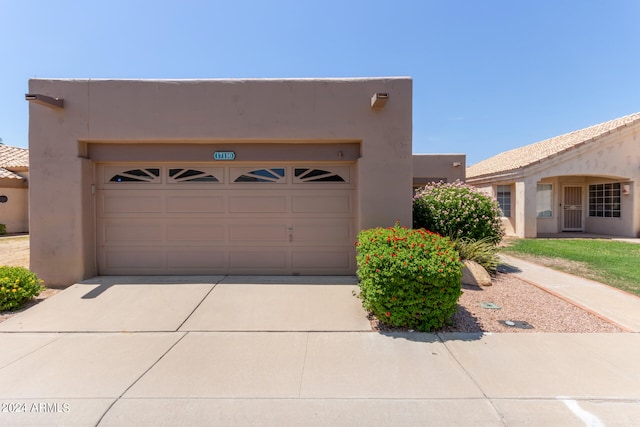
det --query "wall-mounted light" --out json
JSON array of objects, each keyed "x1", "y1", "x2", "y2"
[
  {"x1": 370, "y1": 92, "x2": 389, "y2": 109},
  {"x1": 25, "y1": 94, "x2": 64, "y2": 109},
  {"x1": 452, "y1": 162, "x2": 462, "y2": 167}
]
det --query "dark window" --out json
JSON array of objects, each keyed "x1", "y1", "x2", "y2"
[
  {"x1": 110, "y1": 175, "x2": 143, "y2": 182},
  {"x1": 589, "y1": 183, "x2": 621, "y2": 218},
  {"x1": 170, "y1": 169, "x2": 219, "y2": 182},
  {"x1": 109, "y1": 169, "x2": 159, "y2": 183},
  {"x1": 235, "y1": 168, "x2": 285, "y2": 183},
  {"x1": 294, "y1": 168, "x2": 345, "y2": 182},
  {"x1": 0, "y1": 195, "x2": 7, "y2": 203},
  {"x1": 497, "y1": 185, "x2": 511, "y2": 217}
]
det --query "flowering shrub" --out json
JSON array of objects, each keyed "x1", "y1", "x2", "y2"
[
  {"x1": 0, "y1": 266, "x2": 44, "y2": 311},
  {"x1": 356, "y1": 224, "x2": 463, "y2": 332},
  {"x1": 413, "y1": 180, "x2": 505, "y2": 244}
]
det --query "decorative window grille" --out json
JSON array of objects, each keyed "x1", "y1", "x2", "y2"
[
  {"x1": 109, "y1": 168, "x2": 160, "y2": 183},
  {"x1": 234, "y1": 168, "x2": 285, "y2": 183},
  {"x1": 589, "y1": 183, "x2": 621, "y2": 218},
  {"x1": 169, "y1": 169, "x2": 219, "y2": 182},
  {"x1": 294, "y1": 168, "x2": 345, "y2": 182}
]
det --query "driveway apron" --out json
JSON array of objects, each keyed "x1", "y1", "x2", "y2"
[{"x1": 1, "y1": 275, "x2": 639, "y2": 426}]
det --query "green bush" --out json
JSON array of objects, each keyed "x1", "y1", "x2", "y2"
[
  {"x1": 413, "y1": 180, "x2": 505, "y2": 244},
  {"x1": 453, "y1": 237, "x2": 500, "y2": 273},
  {"x1": 0, "y1": 224, "x2": 6, "y2": 235},
  {"x1": 0, "y1": 266, "x2": 44, "y2": 311},
  {"x1": 356, "y1": 224, "x2": 463, "y2": 332}
]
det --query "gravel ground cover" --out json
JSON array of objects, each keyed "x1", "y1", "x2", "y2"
[
  {"x1": 0, "y1": 235, "x2": 29, "y2": 268},
  {"x1": 370, "y1": 269, "x2": 623, "y2": 333}
]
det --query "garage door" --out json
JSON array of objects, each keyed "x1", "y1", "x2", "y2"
[{"x1": 96, "y1": 163, "x2": 356, "y2": 275}]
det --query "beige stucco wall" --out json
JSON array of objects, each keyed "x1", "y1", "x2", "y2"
[
  {"x1": 412, "y1": 154, "x2": 465, "y2": 188},
  {"x1": 28, "y1": 77, "x2": 413, "y2": 285},
  {"x1": 0, "y1": 184, "x2": 28, "y2": 233},
  {"x1": 475, "y1": 184, "x2": 515, "y2": 236}
]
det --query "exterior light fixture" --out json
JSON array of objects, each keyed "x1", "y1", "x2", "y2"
[
  {"x1": 25, "y1": 94, "x2": 64, "y2": 109},
  {"x1": 452, "y1": 162, "x2": 462, "y2": 167},
  {"x1": 370, "y1": 92, "x2": 389, "y2": 109}
]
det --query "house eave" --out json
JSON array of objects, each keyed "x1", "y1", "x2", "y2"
[{"x1": 466, "y1": 168, "x2": 526, "y2": 185}]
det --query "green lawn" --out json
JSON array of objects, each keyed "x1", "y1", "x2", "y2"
[{"x1": 501, "y1": 238, "x2": 640, "y2": 296}]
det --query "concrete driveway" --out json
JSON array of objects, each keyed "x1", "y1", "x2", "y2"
[
  {"x1": 1, "y1": 276, "x2": 640, "y2": 426},
  {"x1": 0, "y1": 276, "x2": 369, "y2": 332}
]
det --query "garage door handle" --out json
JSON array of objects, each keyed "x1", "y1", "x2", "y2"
[{"x1": 288, "y1": 226, "x2": 293, "y2": 242}]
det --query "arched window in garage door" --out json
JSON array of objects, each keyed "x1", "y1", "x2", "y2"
[
  {"x1": 109, "y1": 168, "x2": 160, "y2": 183},
  {"x1": 294, "y1": 168, "x2": 345, "y2": 182},
  {"x1": 169, "y1": 168, "x2": 220, "y2": 182},
  {"x1": 234, "y1": 168, "x2": 286, "y2": 183}
]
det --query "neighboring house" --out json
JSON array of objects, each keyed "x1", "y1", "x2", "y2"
[
  {"x1": 28, "y1": 77, "x2": 434, "y2": 285},
  {"x1": 0, "y1": 145, "x2": 29, "y2": 233},
  {"x1": 467, "y1": 112, "x2": 640, "y2": 238}
]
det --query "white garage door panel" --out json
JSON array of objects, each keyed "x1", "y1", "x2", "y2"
[
  {"x1": 167, "y1": 250, "x2": 226, "y2": 270},
  {"x1": 293, "y1": 221, "x2": 352, "y2": 243},
  {"x1": 103, "y1": 194, "x2": 163, "y2": 214},
  {"x1": 105, "y1": 250, "x2": 164, "y2": 270},
  {"x1": 97, "y1": 164, "x2": 356, "y2": 275},
  {"x1": 293, "y1": 194, "x2": 352, "y2": 213},
  {"x1": 292, "y1": 250, "x2": 353, "y2": 270},
  {"x1": 103, "y1": 223, "x2": 163, "y2": 243},
  {"x1": 229, "y1": 224, "x2": 288, "y2": 242},
  {"x1": 166, "y1": 194, "x2": 225, "y2": 213},
  {"x1": 166, "y1": 224, "x2": 225, "y2": 242},
  {"x1": 229, "y1": 251, "x2": 289, "y2": 270},
  {"x1": 229, "y1": 196, "x2": 288, "y2": 213}
]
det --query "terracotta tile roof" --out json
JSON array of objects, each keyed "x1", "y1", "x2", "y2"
[
  {"x1": 0, "y1": 145, "x2": 29, "y2": 169},
  {"x1": 0, "y1": 167, "x2": 24, "y2": 180},
  {"x1": 0, "y1": 145, "x2": 28, "y2": 181},
  {"x1": 467, "y1": 112, "x2": 640, "y2": 179}
]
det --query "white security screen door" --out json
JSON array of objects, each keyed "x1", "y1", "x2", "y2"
[{"x1": 562, "y1": 186, "x2": 583, "y2": 231}]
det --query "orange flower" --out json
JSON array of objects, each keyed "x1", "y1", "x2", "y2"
[{"x1": 385, "y1": 311, "x2": 391, "y2": 317}]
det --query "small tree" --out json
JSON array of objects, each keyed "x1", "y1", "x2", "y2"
[{"x1": 413, "y1": 180, "x2": 504, "y2": 244}]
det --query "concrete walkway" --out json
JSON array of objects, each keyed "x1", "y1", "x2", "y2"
[
  {"x1": 500, "y1": 254, "x2": 640, "y2": 332},
  {"x1": 1, "y1": 274, "x2": 639, "y2": 426}
]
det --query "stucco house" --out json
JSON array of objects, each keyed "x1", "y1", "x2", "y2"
[
  {"x1": 27, "y1": 77, "x2": 465, "y2": 285},
  {"x1": 412, "y1": 153, "x2": 466, "y2": 189},
  {"x1": 0, "y1": 145, "x2": 29, "y2": 234},
  {"x1": 467, "y1": 112, "x2": 640, "y2": 238}
]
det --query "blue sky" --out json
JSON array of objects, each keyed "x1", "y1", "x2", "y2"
[{"x1": 1, "y1": 0, "x2": 639, "y2": 165}]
